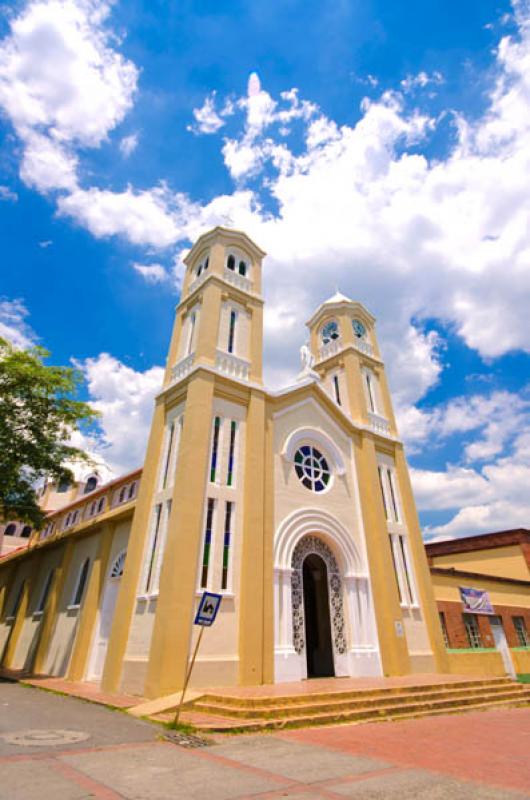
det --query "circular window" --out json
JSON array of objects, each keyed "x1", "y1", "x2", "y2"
[
  {"x1": 321, "y1": 321, "x2": 339, "y2": 345},
  {"x1": 294, "y1": 446, "x2": 331, "y2": 492}
]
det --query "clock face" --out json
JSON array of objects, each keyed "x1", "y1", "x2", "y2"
[
  {"x1": 321, "y1": 320, "x2": 339, "y2": 344},
  {"x1": 352, "y1": 319, "x2": 366, "y2": 339}
]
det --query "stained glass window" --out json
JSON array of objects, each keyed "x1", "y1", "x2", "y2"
[
  {"x1": 227, "y1": 420, "x2": 237, "y2": 486},
  {"x1": 221, "y1": 501, "x2": 233, "y2": 590},
  {"x1": 210, "y1": 416, "x2": 221, "y2": 482},
  {"x1": 201, "y1": 499, "x2": 215, "y2": 588},
  {"x1": 294, "y1": 445, "x2": 331, "y2": 492}
]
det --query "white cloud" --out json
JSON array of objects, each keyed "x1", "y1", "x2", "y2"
[
  {"x1": 411, "y1": 388, "x2": 530, "y2": 539},
  {"x1": 119, "y1": 132, "x2": 138, "y2": 157},
  {"x1": 189, "y1": 93, "x2": 226, "y2": 135},
  {"x1": 0, "y1": 185, "x2": 18, "y2": 201},
  {"x1": 132, "y1": 262, "x2": 169, "y2": 284},
  {"x1": 400, "y1": 71, "x2": 444, "y2": 92},
  {"x1": 57, "y1": 184, "x2": 194, "y2": 246},
  {"x1": 0, "y1": 0, "x2": 138, "y2": 191},
  {"x1": 0, "y1": 298, "x2": 36, "y2": 349},
  {"x1": 78, "y1": 353, "x2": 163, "y2": 474}
]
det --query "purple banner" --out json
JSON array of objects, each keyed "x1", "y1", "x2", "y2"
[{"x1": 459, "y1": 586, "x2": 494, "y2": 615}]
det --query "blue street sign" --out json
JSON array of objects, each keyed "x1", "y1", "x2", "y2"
[{"x1": 194, "y1": 591, "x2": 222, "y2": 627}]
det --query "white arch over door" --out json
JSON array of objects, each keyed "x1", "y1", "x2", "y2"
[
  {"x1": 86, "y1": 549, "x2": 127, "y2": 682},
  {"x1": 273, "y1": 509, "x2": 382, "y2": 682}
]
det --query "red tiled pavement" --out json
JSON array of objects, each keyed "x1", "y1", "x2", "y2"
[
  {"x1": 22, "y1": 676, "x2": 142, "y2": 708},
  {"x1": 280, "y1": 707, "x2": 530, "y2": 794}
]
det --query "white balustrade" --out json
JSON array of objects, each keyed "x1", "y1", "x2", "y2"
[
  {"x1": 368, "y1": 411, "x2": 391, "y2": 435},
  {"x1": 223, "y1": 267, "x2": 252, "y2": 294},
  {"x1": 171, "y1": 353, "x2": 195, "y2": 382},
  {"x1": 318, "y1": 338, "x2": 342, "y2": 361},
  {"x1": 215, "y1": 350, "x2": 251, "y2": 381},
  {"x1": 188, "y1": 270, "x2": 208, "y2": 296},
  {"x1": 354, "y1": 338, "x2": 373, "y2": 356}
]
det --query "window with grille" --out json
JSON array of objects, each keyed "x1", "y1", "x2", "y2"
[
  {"x1": 513, "y1": 616, "x2": 530, "y2": 647},
  {"x1": 463, "y1": 613, "x2": 482, "y2": 648},
  {"x1": 439, "y1": 611, "x2": 450, "y2": 647}
]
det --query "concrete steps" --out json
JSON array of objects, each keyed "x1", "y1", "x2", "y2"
[{"x1": 180, "y1": 677, "x2": 530, "y2": 732}]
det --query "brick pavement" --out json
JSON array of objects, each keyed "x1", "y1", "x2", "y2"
[{"x1": 1, "y1": 680, "x2": 529, "y2": 799}]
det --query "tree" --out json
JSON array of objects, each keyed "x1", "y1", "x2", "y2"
[{"x1": 0, "y1": 337, "x2": 98, "y2": 529}]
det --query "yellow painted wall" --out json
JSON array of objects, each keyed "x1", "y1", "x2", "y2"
[
  {"x1": 511, "y1": 649, "x2": 530, "y2": 674},
  {"x1": 446, "y1": 649, "x2": 505, "y2": 676},
  {"x1": 431, "y1": 545, "x2": 529, "y2": 581},
  {"x1": 432, "y1": 572, "x2": 530, "y2": 609}
]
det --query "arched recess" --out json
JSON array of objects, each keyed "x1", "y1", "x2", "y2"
[
  {"x1": 274, "y1": 507, "x2": 364, "y2": 577},
  {"x1": 281, "y1": 428, "x2": 346, "y2": 477},
  {"x1": 86, "y1": 549, "x2": 127, "y2": 682},
  {"x1": 273, "y1": 508, "x2": 382, "y2": 682}
]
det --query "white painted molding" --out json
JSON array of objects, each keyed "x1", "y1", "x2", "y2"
[
  {"x1": 274, "y1": 507, "x2": 364, "y2": 574},
  {"x1": 281, "y1": 426, "x2": 347, "y2": 476}
]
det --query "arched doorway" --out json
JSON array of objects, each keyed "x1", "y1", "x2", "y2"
[
  {"x1": 291, "y1": 535, "x2": 347, "y2": 680},
  {"x1": 86, "y1": 550, "x2": 126, "y2": 681},
  {"x1": 303, "y1": 553, "x2": 334, "y2": 677}
]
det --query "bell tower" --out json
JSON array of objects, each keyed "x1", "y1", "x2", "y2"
[
  {"x1": 164, "y1": 227, "x2": 266, "y2": 386},
  {"x1": 306, "y1": 292, "x2": 397, "y2": 437},
  {"x1": 101, "y1": 226, "x2": 269, "y2": 698}
]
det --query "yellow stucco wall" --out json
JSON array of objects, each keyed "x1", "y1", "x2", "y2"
[
  {"x1": 431, "y1": 546, "x2": 529, "y2": 581},
  {"x1": 446, "y1": 649, "x2": 505, "y2": 676},
  {"x1": 432, "y1": 572, "x2": 530, "y2": 609}
]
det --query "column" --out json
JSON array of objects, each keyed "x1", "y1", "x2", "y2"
[
  {"x1": 101, "y1": 398, "x2": 167, "y2": 693},
  {"x1": 355, "y1": 434, "x2": 410, "y2": 675},
  {"x1": 145, "y1": 370, "x2": 216, "y2": 698},
  {"x1": 238, "y1": 388, "x2": 267, "y2": 685},
  {"x1": 394, "y1": 446, "x2": 449, "y2": 672}
]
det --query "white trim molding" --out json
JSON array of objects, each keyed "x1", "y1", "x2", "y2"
[{"x1": 280, "y1": 428, "x2": 347, "y2": 478}]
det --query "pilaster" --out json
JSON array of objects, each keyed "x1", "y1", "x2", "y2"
[
  {"x1": 101, "y1": 399, "x2": 167, "y2": 693},
  {"x1": 32, "y1": 541, "x2": 75, "y2": 675},
  {"x1": 394, "y1": 446, "x2": 449, "y2": 672},
  {"x1": 145, "y1": 370, "x2": 216, "y2": 698},
  {"x1": 355, "y1": 434, "x2": 410, "y2": 675},
  {"x1": 3, "y1": 578, "x2": 30, "y2": 669},
  {"x1": 238, "y1": 389, "x2": 267, "y2": 684}
]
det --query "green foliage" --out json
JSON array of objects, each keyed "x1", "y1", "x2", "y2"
[{"x1": 0, "y1": 337, "x2": 98, "y2": 529}]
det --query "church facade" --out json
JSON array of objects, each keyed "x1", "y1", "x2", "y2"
[{"x1": 0, "y1": 227, "x2": 448, "y2": 699}]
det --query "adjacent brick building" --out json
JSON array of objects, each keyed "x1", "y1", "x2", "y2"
[{"x1": 427, "y1": 529, "x2": 530, "y2": 677}]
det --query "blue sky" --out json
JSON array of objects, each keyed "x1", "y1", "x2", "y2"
[{"x1": 1, "y1": 0, "x2": 529, "y2": 540}]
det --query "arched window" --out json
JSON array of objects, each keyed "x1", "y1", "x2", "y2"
[
  {"x1": 84, "y1": 476, "x2": 98, "y2": 494},
  {"x1": 72, "y1": 559, "x2": 90, "y2": 606},
  {"x1": 4, "y1": 524, "x2": 16, "y2": 536},
  {"x1": 238, "y1": 260, "x2": 247, "y2": 276},
  {"x1": 57, "y1": 478, "x2": 70, "y2": 493},
  {"x1": 321, "y1": 320, "x2": 339, "y2": 345},
  {"x1": 119, "y1": 486, "x2": 127, "y2": 503},
  {"x1": 36, "y1": 569, "x2": 54, "y2": 613},
  {"x1": 21, "y1": 526, "x2": 32, "y2": 538},
  {"x1": 227, "y1": 254, "x2": 236, "y2": 271},
  {"x1": 97, "y1": 497, "x2": 105, "y2": 513},
  {"x1": 110, "y1": 550, "x2": 127, "y2": 579}
]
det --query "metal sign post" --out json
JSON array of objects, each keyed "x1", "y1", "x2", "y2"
[{"x1": 173, "y1": 592, "x2": 222, "y2": 727}]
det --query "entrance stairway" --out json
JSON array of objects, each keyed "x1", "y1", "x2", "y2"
[{"x1": 179, "y1": 677, "x2": 530, "y2": 732}]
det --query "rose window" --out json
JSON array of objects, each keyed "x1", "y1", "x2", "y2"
[{"x1": 294, "y1": 446, "x2": 331, "y2": 492}]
